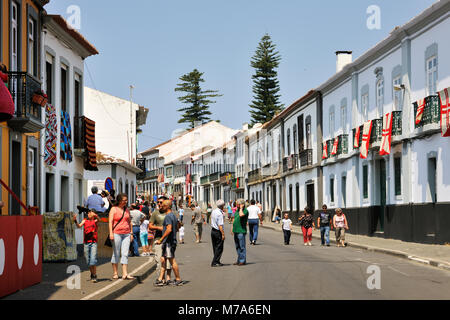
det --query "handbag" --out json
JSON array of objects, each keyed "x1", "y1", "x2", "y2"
[{"x1": 104, "y1": 208, "x2": 126, "y2": 247}]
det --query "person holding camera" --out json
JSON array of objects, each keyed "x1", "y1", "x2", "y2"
[{"x1": 73, "y1": 209, "x2": 100, "y2": 283}]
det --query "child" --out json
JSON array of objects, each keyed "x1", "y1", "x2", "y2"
[
  {"x1": 281, "y1": 213, "x2": 292, "y2": 245},
  {"x1": 140, "y1": 214, "x2": 150, "y2": 256},
  {"x1": 147, "y1": 229, "x2": 155, "y2": 255},
  {"x1": 179, "y1": 222, "x2": 185, "y2": 244},
  {"x1": 73, "y1": 209, "x2": 99, "y2": 282},
  {"x1": 179, "y1": 205, "x2": 184, "y2": 223}
]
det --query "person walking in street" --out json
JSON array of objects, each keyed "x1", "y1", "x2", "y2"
[
  {"x1": 298, "y1": 206, "x2": 315, "y2": 246},
  {"x1": 317, "y1": 204, "x2": 333, "y2": 246},
  {"x1": 281, "y1": 213, "x2": 292, "y2": 245},
  {"x1": 333, "y1": 208, "x2": 349, "y2": 247},
  {"x1": 179, "y1": 222, "x2": 185, "y2": 244},
  {"x1": 150, "y1": 196, "x2": 173, "y2": 285},
  {"x1": 211, "y1": 200, "x2": 226, "y2": 267},
  {"x1": 140, "y1": 213, "x2": 151, "y2": 256},
  {"x1": 154, "y1": 199, "x2": 183, "y2": 286},
  {"x1": 206, "y1": 203, "x2": 212, "y2": 224},
  {"x1": 129, "y1": 204, "x2": 145, "y2": 257},
  {"x1": 73, "y1": 209, "x2": 100, "y2": 282},
  {"x1": 247, "y1": 199, "x2": 263, "y2": 245},
  {"x1": 109, "y1": 193, "x2": 134, "y2": 280},
  {"x1": 231, "y1": 199, "x2": 248, "y2": 266},
  {"x1": 191, "y1": 203, "x2": 205, "y2": 243},
  {"x1": 179, "y1": 204, "x2": 184, "y2": 223},
  {"x1": 226, "y1": 201, "x2": 233, "y2": 224}
]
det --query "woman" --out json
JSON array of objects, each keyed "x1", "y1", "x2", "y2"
[
  {"x1": 109, "y1": 193, "x2": 135, "y2": 280},
  {"x1": 298, "y1": 206, "x2": 315, "y2": 246},
  {"x1": 333, "y1": 208, "x2": 348, "y2": 247},
  {"x1": 231, "y1": 199, "x2": 248, "y2": 266},
  {"x1": 206, "y1": 203, "x2": 212, "y2": 224}
]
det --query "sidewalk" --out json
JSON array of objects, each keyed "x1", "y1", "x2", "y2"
[
  {"x1": 2, "y1": 252, "x2": 156, "y2": 300},
  {"x1": 262, "y1": 222, "x2": 450, "y2": 271}
]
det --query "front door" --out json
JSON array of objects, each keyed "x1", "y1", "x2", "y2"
[
  {"x1": 306, "y1": 183, "x2": 315, "y2": 212},
  {"x1": 378, "y1": 159, "x2": 386, "y2": 232}
]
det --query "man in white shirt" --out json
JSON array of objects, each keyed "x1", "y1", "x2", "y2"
[
  {"x1": 247, "y1": 199, "x2": 263, "y2": 245},
  {"x1": 210, "y1": 200, "x2": 225, "y2": 267}
]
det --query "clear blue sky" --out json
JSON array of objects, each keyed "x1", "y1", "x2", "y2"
[{"x1": 45, "y1": 0, "x2": 433, "y2": 152}]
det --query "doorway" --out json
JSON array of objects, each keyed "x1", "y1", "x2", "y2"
[
  {"x1": 10, "y1": 140, "x2": 21, "y2": 215},
  {"x1": 377, "y1": 159, "x2": 386, "y2": 232},
  {"x1": 306, "y1": 183, "x2": 315, "y2": 212}
]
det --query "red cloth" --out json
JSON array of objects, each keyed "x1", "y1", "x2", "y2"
[
  {"x1": 415, "y1": 98, "x2": 425, "y2": 125},
  {"x1": 322, "y1": 142, "x2": 328, "y2": 159},
  {"x1": 354, "y1": 126, "x2": 360, "y2": 148},
  {"x1": 0, "y1": 77, "x2": 15, "y2": 121},
  {"x1": 331, "y1": 136, "x2": 339, "y2": 155},
  {"x1": 302, "y1": 226, "x2": 313, "y2": 243},
  {"x1": 379, "y1": 112, "x2": 393, "y2": 156},
  {"x1": 83, "y1": 219, "x2": 98, "y2": 243},
  {"x1": 360, "y1": 120, "x2": 373, "y2": 159},
  {"x1": 438, "y1": 88, "x2": 450, "y2": 137}
]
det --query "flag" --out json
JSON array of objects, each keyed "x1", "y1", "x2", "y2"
[
  {"x1": 379, "y1": 112, "x2": 393, "y2": 156},
  {"x1": 360, "y1": 120, "x2": 373, "y2": 159},
  {"x1": 415, "y1": 98, "x2": 426, "y2": 125},
  {"x1": 322, "y1": 142, "x2": 328, "y2": 159},
  {"x1": 354, "y1": 126, "x2": 360, "y2": 148},
  {"x1": 331, "y1": 136, "x2": 339, "y2": 155},
  {"x1": 438, "y1": 88, "x2": 450, "y2": 137}
]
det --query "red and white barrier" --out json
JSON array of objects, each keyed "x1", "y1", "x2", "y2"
[{"x1": 0, "y1": 216, "x2": 43, "y2": 298}]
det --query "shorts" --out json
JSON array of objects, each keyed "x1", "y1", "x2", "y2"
[
  {"x1": 148, "y1": 231, "x2": 155, "y2": 240},
  {"x1": 140, "y1": 232, "x2": 148, "y2": 246},
  {"x1": 193, "y1": 223, "x2": 203, "y2": 236},
  {"x1": 154, "y1": 242, "x2": 171, "y2": 270},
  {"x1": 162, "y1": 242, "x2": 177, "y2": 259}
]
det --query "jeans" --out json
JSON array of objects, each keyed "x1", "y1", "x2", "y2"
[
  {"x1": 234, "y1": 233, "x2": 246, "y2": 264},
  {"x1": 131, "y1": 225, "x2": 140, "y2": 256},
  {"x1": 248, "y1": 219, "x2": 259, "y2": 243},
  {"x1": 320, "y1": 226, "x2": 330, "y2": 245},
  {"x1": 283, "y1": 229, "x2": 291, "y2": 244},
  {"x1": 84, "y1": 242, "x2": 97, "y2": 266},
  {"x1": 111, "y1": 233, "x2": 131, "y2": 265}
]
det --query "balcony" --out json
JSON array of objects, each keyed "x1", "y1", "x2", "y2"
[
  {"x1": 392, "y1": 110, "x2": 402, "y2": 136},
  {"x1": 299, "y1": 149, "x2": 313, "y2": 167},
  {"x1": 209, "y1": 172, "x2": 220, "y2": 183},
  {"x1": 200, "y1": 175, "x2": 210, "y2": 185},
  {"x1": 248, "y1": 168, "x2": 261, "y2": 184},
  {"x1": 370, "y1": 118, "x2": 383, "y2": 143},
  {"x1": 414, "y1": 95, "x2": 440, "y2": 129},
  {"x1": 6, "y1": 72, "x2": 44, "y2": 133},
  {"x1": 336, "y1": 134, "x2": 348, "y2": 156},
  {"x1": 137, "y1": 169, "x2": 158, "y2": 180}
]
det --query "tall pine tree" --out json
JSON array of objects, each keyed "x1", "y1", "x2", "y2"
[
  {"x1": 175, "y1": 69, "x2": 222, "y2": 128},
  {"x1": 249, "y1": 34, "x2": 283, "y2": 125}
]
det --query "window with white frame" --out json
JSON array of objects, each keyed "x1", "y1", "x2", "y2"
[
  {"x1": 376, "y1": 78, "x2": 384, "y2": 117},
  {"x1": 361, "y1": 93, "x2": 369, "y2": 122},
  {"x1": 329, "y1": 107, "x2": 335, "y2": 137},
  {"x1": 426, "y1": 56, "x2": 438, "y2": 96},
  {"x1": 28, "y1": 18, "x2": 35, "y2": 76},
  {"x1": 340, "y1": 104, "x2": 347, "y2": 133},
  {"x1": 11, "y1": 2, "x2": 19, "y2": 71},
  {"x1": 393, "y1": 76, "x2": 402, "y2": 111}
]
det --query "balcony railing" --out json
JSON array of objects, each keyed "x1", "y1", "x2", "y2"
[
  {"x1": 414, "y1": 95, "x2": 440, "y2": 128},
  {"x1": 137, "y1": 169, "x2": 158, "y2": 180},
  {"x1": 248, "y1": 168, "x2": 261, "y2": 184},
  {"x1": 336, "y1": 134, "x2": 348, "y2": 155},
  {"x1": 200, "y1": 175, "x2": 210, "y2": 185},
  {"x1": 209, "y1": 172, "x2": 220, "y2": 183},
  {"x1": 299, "y1": 149, "x2": 313, "y2": 167},
  {"x1": 392, "y1": 111, "x2": 402, "y2": 136},
  {"x1": 7, "y1": 72, "x2": 44, "y2": 133},
  {"x1": 370, "y1": 118, "x2": 383, "y2": 143}
]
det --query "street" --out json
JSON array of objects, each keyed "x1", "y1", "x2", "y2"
[{"x1": 119, "y1": 212, "x2": 450, "y2": 300}]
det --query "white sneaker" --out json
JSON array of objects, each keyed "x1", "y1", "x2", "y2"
[
  {"x1": 304, "y1": 243, "x2": 308, "y2": 246},
  {"x1": 308, "y1": 242, "x2": 312, "y2": 246}
]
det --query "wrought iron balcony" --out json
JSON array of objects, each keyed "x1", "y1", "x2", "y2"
[
  {"x1": 200, "y1": 175, "x2": 210, "y2": 185},
  {"x1": 137, "y1": 169, "x2": 158, "y2": 180},
  {"x1": 414, "y1": 95, "x2": 440, "y2": 128},
  {"x1": 6, "y1": 72, "x2": 44, "y2": 133},
  {"x1": 370, "y1": 118, "x2": 383, "y2": 143},
  {"x1": 209, "y1": 172, "x2": 220, "y2": 183},
  {"x1": 248, "y1": 168, "x2": 261, "y2": 184},
  {"x1": 336, "y1": 134, "x2": 348, "y2": 156},
  {"x1": 392, "y1": 111, "x2": 402, "y2": 136},
  {"x1": 299, "y1": 149, "x2": 313, "y2": 167}
]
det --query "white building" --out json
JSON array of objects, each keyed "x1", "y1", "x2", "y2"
[{"x1": 40, "y1": 15, "x2": 98, "y2": 213}]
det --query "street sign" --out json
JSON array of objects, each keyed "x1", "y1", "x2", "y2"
[{"x1": 105, "y1": 177, "x2": 114, "y2": 192}]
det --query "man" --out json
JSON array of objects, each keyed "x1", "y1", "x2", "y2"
[
  {"x1": 149, "y1": 196, "x2": 173, "y2": 285},
  {"x1": 191, "y1": 203, "x2": 205, "y2": 243},
  {"x1": 231, "y1": 199, "x2": 248, "y2": 266},
  {"x1": 154, "y1": 199, "x2": 183, "y2": 286},
  {"x1": 247, "y1": 199, "x2": 263, "y2": 245},
  {"x1": 317, "y1": 204, "x2": 333, "y2": 246},
  {"x1": 141, "y1": 201, "x2": 150, "y2": 216},
  {"x1": 84, "y1": 186, "x2": 106, "y2": 213},
  {"x1": 129, "y1": 204, "x2": 145, "y2": 257},
  {"x1": 210, "y1": 200, "x2": 225, "y2": 267}
]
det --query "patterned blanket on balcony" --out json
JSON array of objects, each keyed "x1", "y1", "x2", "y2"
[
  {"x1": 44, "y1": 103, "x2": 57, "y2": 166},
  {"x1": 60, "y1": 110, "x2": 73, "y2": 162},
  {"x1": 84, "y1": 117, "x2": 98, "y2": 171}
]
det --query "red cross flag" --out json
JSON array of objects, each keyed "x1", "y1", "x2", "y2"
[
  {"x1": 354, "y1": 126, "x2": 360, "y2": 149},
  {"x1": 331, "y1": 136, "x2": 339, "y2": 155},
  {"x1": 360, "y1": 120, "x2": 373, "y2": 159},
  {"x1": 415, "y1": 98, "x2": 426, "y2": 125},
  {"x1": 379, "y1": 112, "x2": 393, "y2": 156},
  {"x1": 438, "y1": 88, "x2": 450, "y2": 137},
  {"x1": 322, "y1": 142, "x2": 328, "y2": 159}
]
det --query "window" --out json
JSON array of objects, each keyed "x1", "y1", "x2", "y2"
[
  {"x1": 330, "y1": 177, "x2": 335, "y2": 203},
  {"x1": 428, "y1": 157, "x2": 437, "y2": 203},
  {"x1": 341, "y1": 104, "x2": 347, "y2": 133},
  {"x1": 45, "y1": 53, "x2": 53, "y2": 104},
  {"x1": 74, "y1": 74, "x2": 81, "y2": 118},
  {"x1": 61, "y1": 64, "x2": 68, "y2": 112},
  {"x1": 329, "y1": 106, "x2": 335, "y2": 137},
  {"x1": 361, "y1": 93, "x2": 369, "y2": 122},
  {"x1": 376, "y1": 78, "x2": 384, "y2": 117},
  {"x1": 293, "y1": 125, "x2": 297, "y2": 154},
  {"x1": 28, "y1": 18, "x2": 36, "y2": 76},
  {"x1": 426, "y1": 56, "x2": 438, "y2": 96},
  {"x1": 393, "y1": 76, "x2": 402, "y2": 111},
  {"x1": 341, "y1": 176, "x2": 347, "y2": 207},
  {"x1": 11, "y1": 2, "x2": 19, "y2": 71},
  {"x1": 305, "y1": 116, "x2": 312, "y2": 149},
  {"x1": 287, "y1": 129, "x2": 291, "y2": 155},
  {"x1": 363, "y1": 165, "x2": 369, "y2": 199},
  {"x1": 394, "y1": 157, "x2": 401, "y2": 196},
  {"x1": 298, "y1": 115, "x2": 304, "y2": 152}
]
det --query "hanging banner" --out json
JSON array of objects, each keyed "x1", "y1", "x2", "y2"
[
  {"x1": 380, "y1": 112, "x2": 393, "y2": 156},
  {"x1": 414, "y1": 98, "x2": 426, "y2": 125},
  {"x1": 438, "y1": 88, "x2": 450, "y2": 137},
  {"x1": 331, "y1": 137, "x2": 339, "y2": 155},
  {"x1": 322, "y1": 142, "x2": 328, "y2": 159},
  {"x1": 354, "y1": 126, "x2": 360, "y2": 148},
  {"x1": 360, "y1": 120, "x2": 373, "y2": 159}
]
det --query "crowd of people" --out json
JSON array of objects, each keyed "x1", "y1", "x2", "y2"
[{"x1": 74, "y1": 187, "x2": 349, "y2": 286}]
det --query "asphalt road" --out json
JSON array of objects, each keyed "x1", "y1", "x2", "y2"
[{"x1": 119, "y1": 212, "x2": 450, "y2": 300}]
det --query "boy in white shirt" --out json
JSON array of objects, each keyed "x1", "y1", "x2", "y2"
[
  {"x1": 281, "y1": 213, "x2": 292, "y2": 245},
  {"x1": 179, "y1": 222, "x2": 185, "y2": 244}
]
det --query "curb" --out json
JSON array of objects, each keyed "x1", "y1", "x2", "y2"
[
  {"x1": 261, "y1": 224, "x2": 450, "y2": 272},
  {"x1": 80, "y1": 260, "x2": 157, "y2": 300}
]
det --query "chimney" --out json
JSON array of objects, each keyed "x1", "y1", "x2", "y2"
[
  {"x1": 242, "y1": 123, "x2": 249, "y2": 131},
  {"x1": 335, "y1": 51, "x2": 352, "y2": 73}
]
